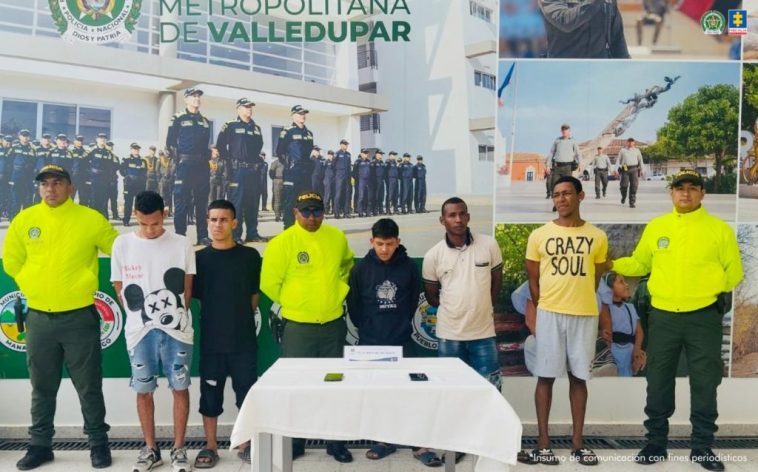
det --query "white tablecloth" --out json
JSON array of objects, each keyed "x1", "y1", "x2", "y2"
[{"x1": 230, "y1": 357, "x2": 522, "y2": 472}]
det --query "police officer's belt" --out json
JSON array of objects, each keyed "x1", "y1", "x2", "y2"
[
  {"x1": 232, "y1": 161, "x2": 257, "y2": 169},
  {"x1": 596, "y1": 168, "x2": 608, "y2": 171},
  {"x1": 625, "y1": 165, "x2": 639, "y2": 169},
  {"x1": 178, "y1": 154, "x2": 204, "y2": 162},
  {"x1": 554, "y1": 162, "x2": 574, "y2": 167}
]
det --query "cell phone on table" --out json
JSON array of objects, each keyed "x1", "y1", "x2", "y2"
[
  {"x1": 324, "y1": 372, "x2": 344, "y2": 382},
  {"x1": 409, "y1": 373, "x2": 428, "y2": 381}
]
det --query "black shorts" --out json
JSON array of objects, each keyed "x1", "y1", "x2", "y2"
[{"x1": 198, "y1": 350, "x2": 257, "y2": 417}]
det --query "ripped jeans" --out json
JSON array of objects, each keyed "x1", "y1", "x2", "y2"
[{"x1": 128, "y1": 329, "x2": 193, "y2": 393}]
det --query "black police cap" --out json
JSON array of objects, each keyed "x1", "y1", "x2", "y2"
[
  {"x1": 388, "y1": 151, "x2": 397, "y2": 156},
  {"x1": 3, "y1": 135, "x2": 13, "y2": 141},
  {"x1": 97, "y1": 132, "x2": 108, "y2": 139},
  {"x1": 19, "y1": 129, "x2": 30, "y2": 137},
  {"x1": 56, "y1": 133, "x2": 68, "y2": 141},
  {"x1": 130, "y1": 142, "x2": 141, "y2": 149},
  {"x1": 41, "y1": 133, "x2": 51, "y2": 139},
  {"x1": 340, "y1": 139, "x2": 349, "y2": 145},
  {"x1": 291, "y1": 105, "x2": 309, "y2": 115},
  {"x1": 375, "y1": 149, "x2": 384, "y2": 155},
  {"x1": 75, "y1": 135, "x2": 84, "y2": 141},
  {"x1": 402, "y1": 153, "x2": 411, "y2": 158}
]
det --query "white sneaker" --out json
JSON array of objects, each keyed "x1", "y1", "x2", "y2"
[
  {"x1": 133, "y1": 447, "x2": 163, "y2": 472},
  {"x1": 170, "y1": 447, "x2": 192, "y2": 472}
]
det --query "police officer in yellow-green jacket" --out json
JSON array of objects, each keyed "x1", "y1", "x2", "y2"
[
  {"x1": 608, "y1": 170, "x2": 742, "y2": 472},
  {"x1": 260, "y1": 190, "x2": 354, "y2": 463},
  {"x1": 2, "y1": 164, "x2": 118, "y2": 470}
]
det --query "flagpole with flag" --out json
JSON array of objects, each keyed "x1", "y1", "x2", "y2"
[
  {"x1": 496, "y1": 62, "x2": 518, "y2": 187},
  {"x1": 507, "y1": 63, "x2": 519, "y2": 187}
]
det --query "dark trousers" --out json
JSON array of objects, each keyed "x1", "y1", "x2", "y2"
[
  {"x1": 123, "y1": 178, "x2": 147, "y2": 225},
  {"x1": 346, "y1": 178, "x2": 354, "y2": 215},
  {"x1": 146, "y1": 178, "x2": 159, "y2": 192},
  {"x1": 90, "y1": 179, "x2": 110, "y2": 219},
  {"x1": 174, "y1": 158, "x2": 210, "y2": 240},
  {"x1": 228, "y1": 168, "x2": 262, "y2": 240},
  {"x1": 208, "y1": 179, "x2": 225, "y2": 202},
  {"x1": 400, "y1": 178, "x2": 413, "y2": 212},
  {"x1": 281, "y1": 317, "x2": 347, "y2": 451},
  {"x1": 9, "y1": 171, "x2": 33, "y2": 219},
  {"x1": 333, "y1": 178, "x2": 347, "y2": 217},
  {"x1": 595, "y1": 169, "x2": 609, "y2": 197},
  {"x1": 25, "y1": 306, "x2": 109, "y2": 447},
  {"x1": 357, "y1": 180, "x2": 370, "y2": 215},
  {"x1": 414, "y1": 179, "x2": 426, "y2": 212},
  {"x1": 386, "y1": 178, "x2": 399, "y2": 212},
  {"x1": 620, "y1": 167, "x2": 640, "y2": 205},
  {"x1": 323, "y1": 177, "x2": 335, "y2": 213},
  {"x1": 159, "y1": 179, "x2": 173, "y2": 214},
  {"x1": 260, "y1": 183, "x2": 268, "y2": 210},
  {"x1": 550, "y1": 164, "x2": 573, "y2": 190},
  {"x1": 107, "y1": 179, "x2": 119, "y2": 219},
  {"x1": 374, "y1": 179, "x2": 385, "y2": 213},
  {"x1": 199, "y1": 350, "x2": 257, "y2": 417},
  {"x1": 271, "y1": 178, "x2": 283, "y2": 219},
  {"x1": 644, "y1": 305, "x2": 723, "y2": 449}
]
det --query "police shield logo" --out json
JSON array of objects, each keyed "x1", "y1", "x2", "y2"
[
  {"x1": 28, "y1": 227, "x2": 41, "y2": 239},
  {"x1": 412, "y1": 293, "x2": 439, "y2": 350},
  {"x1": 297, "y1": 251, "x2": 310, "y2": 264},
  {"x1": 700, "y1": 10, "x2": 726, "y2": 35},
  {"x1": 48, "y1": 0, "x2": 142, "y2": 44},
  {"x1": 657, "y1": 237, "x2": 670, "y2": 249}
]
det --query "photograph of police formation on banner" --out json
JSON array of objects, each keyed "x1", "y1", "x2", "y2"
[
  {"x1": 732, "y1": 224, "x2": 758, "y2": 377},
  {"x1": 0, "y1": 4, "x2": 498, "y2": 257},
  {"x1": 495, "y1": 59, "x2": 740, "y2": 224},
  {"x1": 498, "y1": 0, "x2": 741, "y2": 60},
  {"x1": 493, "y1": 222, "x2": 736, "y2": 378},
  {"x1": 739, "y1": 62, "x2": 758, "y2": 221}
]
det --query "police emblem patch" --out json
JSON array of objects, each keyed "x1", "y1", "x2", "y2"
[
  {"x1": 700, "y1": 10, "x2": 726, "y2": 35},
  {"x1": 48, "y1": 0, "x2": 142, "y2": 44},
  {"x1": 297, "y1": 251, "x2": 310, "y2": 264},
  {"x1": 657, "y1": 237, "x2": 670, "y2": 249},
  {"x1": 28, "y1": 227, "x2": 41, "y2": 239}
]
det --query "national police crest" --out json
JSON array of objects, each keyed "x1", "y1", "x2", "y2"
[{"x1": 48, "y1": 0, "x2": 142, "y2": 44}]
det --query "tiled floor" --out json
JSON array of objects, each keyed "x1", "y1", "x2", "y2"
[{"x1": 1, "y1": 448, "x2": 756, "y2": 471}]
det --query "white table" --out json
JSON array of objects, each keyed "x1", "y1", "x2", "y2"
[{"x1": 230, "y1": 357, "x2": 522, "y2": 472}]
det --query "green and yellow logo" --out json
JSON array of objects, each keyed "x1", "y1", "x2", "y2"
[
  {"x1": 700, "y1": 10, "x2": 726, "y2": 35},
  {"x1": 48, "y1": 0, "x2": 142, "y2": 44}
]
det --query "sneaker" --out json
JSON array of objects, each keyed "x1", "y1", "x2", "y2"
[
  {"x1": 132, "y1": 447, "x2": 162, "y2": 472},
  {"x1": 16, "y1": 446, "x2": 54, "y2": 470},
  {"x1": 171, "y1": 447, "x2": 191, "y2": 472}
]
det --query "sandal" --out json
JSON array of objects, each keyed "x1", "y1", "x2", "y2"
[
  {"x1": 517, "y1": 448, "x2": 560, "y2": 465},
  {"x1": 366, "y1": 443, "x2": 397, "y2": 460},
  {"x1": 237, "y1": 446, "x2": 251, "y2": 464},
  {"x1": 413, "y1": 451, "x2": 442, "y2": 467},
  {"x1": 194, "y1": 448, "x2": 219, "y2": 469},
  {"x1": 571, "y1": 448, "x2": 599, "y2": 466}
]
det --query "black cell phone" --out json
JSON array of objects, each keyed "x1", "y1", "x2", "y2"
[
  {"x1": 324, "y1": 372, "x2": 344, "y2": 382},
  {"x1": 409, "y1": 373, "x2": 428, "y2": 381}
]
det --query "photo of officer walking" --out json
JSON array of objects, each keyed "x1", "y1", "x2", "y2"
[
  {"x1": 157, "y1": 150, "x2": 175, "y2": 216},
  {"x1": 617, "y1": 137, "x2": 644, "y2": 208},
  {"x1": 385, "y1": 151, "x2": 400, "y2": 214},
  {"x1": 120, "y1": 143, "x2": 148, "y2": 227},
  {"x1": 399, "y1": 153, "x2": 414, "y2": 214},
  {"x1": 545, "y1": 124, "x2": 580, "y2": 212},
  {"x1": 166, "y1": 87, "x2": 211, "y2": 245},
  {"x1": 8, "y1": 129, "x2": 36, "y2": 220},
  {"x1": 216, "y1": 98, "x2": 267, "y2": 243},
  {"x1": 276, "y1": 105, "x2": 314, "y2": 229},
  {"x1": 591, "y1": 146, "x2": 611, "y2": 199},
  {"x1": 85, "y1": 133, "x2": 114, "y2": 219},
  {"x1": 413, "y1": 155, "x2": 427, "y2": 213},
  {"x1": 268, "y1": 153, "x2": 285, "y2": 222},
  {"x1": 144, "y1": 145, "x2": 159, "y2": 192},
  {"x1": 334, "y1": 139, "x2": 351, "y2": 219},
  {"x1": 208, "y1": 146, "x2": 225, "y2": 202}
]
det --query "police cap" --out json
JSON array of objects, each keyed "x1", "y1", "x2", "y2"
[
  {"x1": 236, "y1": 97, "x2": 255, "y2": 107},
  {"x1": 295, "y1": 191, "x2": 324, "y2": 211},
  {"x1": 670, "y1": 169, "x2": 703, "y2": 188},
  {"x1": 291, "y1": 105, "x2": 309, "y2": 115},
  {"x1": 327, "y1": 150, "x2": 334, "y2": 155},
  {"x1": 313, "y1": 145, "x2": 321, "y2": 151},
  {"x1": 560, "y1": 124, "x2": 571, "y2": 130},
  {"x1": 19, "y1": 129, "x2": 30, "y2": 137},
  {"x1": 35, "y1": 164, "x2": 71, "y2": 183},
  {"x1": 42, "y1": 133, "x2": 52, "y2": 139},
  {"x1": 97, "y1": 132, "x2": 108, "y2": 139},
  {"x1": 388, "y1": 151, "x2": 397, "y2": 156},
  {"x1": 402, "y1": 152, "x2": 411, "y2": 158},
  {"x1": 56, "y1": 133, "x2": 68, "y2": 141},
  {"x1": 340, "y1": 139, "x2": 349, "y2": 145},
  {"x1": 106, "y1": 141, "x2": 114, "y2": 147},
  {"x1": 184, "y1": 88, "x2": 204, "y2": 97},
  {"x1": 416, "y1": 155, "x2": 424, "y2": 160},
  {"x1": 149, "y1": 145, "x2": 156, "y2": 151},
  {"x1": 360, "y1": 148, "x2": 368, "y2": 154},
  {"x1": 75, "y1": 135, "x2": 84, "y2": 142},
  {"x1": 375, "y1": 149, "x2": 384, "y2": 155},
  {"x1": 3, "y1": 135, "x2": 13, "y2": 141},
  {"x1": 130, "y1": 142, "x2": 141, "y2": 150}
]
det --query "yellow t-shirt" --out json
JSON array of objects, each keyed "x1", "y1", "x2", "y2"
[{"x1": 526, "y1": 221, "x2": 608, "y2": 316}]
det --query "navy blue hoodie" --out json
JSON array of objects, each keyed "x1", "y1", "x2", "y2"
[{"x1": 347, "y1": 245, "x2": 421, "y2": 346}]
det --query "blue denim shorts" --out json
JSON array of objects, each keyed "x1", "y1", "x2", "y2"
[
  {"x1": 438, "y1": 337, "x2": 501, "y2": 389},
  {"x1": 128, "y1": 329, "x2": 193, "y2": 393}
]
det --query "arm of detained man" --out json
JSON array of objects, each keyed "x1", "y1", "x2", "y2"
[{"x1": 539, "y1": 0, "x2": 605, "y2": 33}]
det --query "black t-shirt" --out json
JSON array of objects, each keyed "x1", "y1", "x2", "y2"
[{"x1": 194, "y1": 244, "x2": 261, "y2": 353}]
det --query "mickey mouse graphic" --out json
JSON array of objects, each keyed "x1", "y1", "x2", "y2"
[{"x1": 123, "y1": 267, "x2": 189, "y2": 332}]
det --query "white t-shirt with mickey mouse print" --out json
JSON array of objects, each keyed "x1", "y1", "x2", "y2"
[{"x1": 111, "y1": 231, "x2": 196, "y2": 350}]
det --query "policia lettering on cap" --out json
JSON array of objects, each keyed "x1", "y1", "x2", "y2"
[{"x1": 607, "y1": 169, "x2": 742, "y2": 471}]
